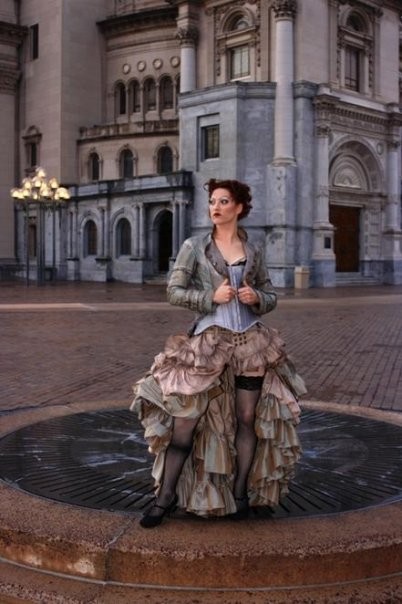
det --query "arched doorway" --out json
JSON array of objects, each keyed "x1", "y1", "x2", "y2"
[
  {"x1": 157, "y1": 211, "x2": 172, "y2": 272},
  {"x1": 329, "y1": 141, "x2": 382, "y2": 275}
]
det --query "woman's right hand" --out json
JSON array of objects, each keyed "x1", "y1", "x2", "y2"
[{"x1": 213, "y1": 278, "x2": 236, "y2": 304}]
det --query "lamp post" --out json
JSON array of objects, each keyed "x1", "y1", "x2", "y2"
[{"x1": 11, "y1": 167, "x2": 71, "y2": 285}]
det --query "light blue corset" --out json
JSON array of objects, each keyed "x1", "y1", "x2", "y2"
[{"x1": 194, "y1": 263, "x2": 260, "y2": 335}]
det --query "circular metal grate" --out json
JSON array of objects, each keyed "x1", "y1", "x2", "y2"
[{"x1": 0, "y1": 408, "x2": 401, "y2": 519}]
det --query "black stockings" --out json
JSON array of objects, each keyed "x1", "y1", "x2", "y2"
[
  {"x1": 233, "y1": 375, "x2": 263, "y2": 500},
  {"x1": 147, "y1": 416, "x2": 198, "y2": 517},
  {"x1": 147, "y1": 375, "x2": 262, "y2": 518}
]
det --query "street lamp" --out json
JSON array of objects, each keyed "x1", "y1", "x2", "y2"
[{"x1": 11, "y1": 167, "x2": 71, "y2": 285}]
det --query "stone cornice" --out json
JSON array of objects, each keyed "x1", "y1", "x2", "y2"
[
  {"x1": 0, "y1": 21, "x2": 27, "y2": 46},
  {"x1": 314, "y1": 93, "x2": 402, "y2": 139},
  {"x1": 98, "y1": 6, "x2": 177, "y2": 36}
]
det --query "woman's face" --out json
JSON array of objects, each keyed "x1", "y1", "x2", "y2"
[{"x1": 208, "y1": 187, "x2": 242, "y2": 226}]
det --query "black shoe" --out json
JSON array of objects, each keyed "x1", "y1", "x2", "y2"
[
  {"x1": 229, "y1": 496, "x2": 249, "y2": 520},
  {"x1": 139, "y1": 494, "x2": 178, "y2": 529}
]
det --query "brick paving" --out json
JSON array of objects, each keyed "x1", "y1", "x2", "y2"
[{"x1": 0, "y1": 281, "x2": 402, "y2": 415}]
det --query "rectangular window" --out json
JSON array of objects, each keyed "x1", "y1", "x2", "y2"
[
  {"x1": 202, "y1": 125, "x2": 220, "y2": 160},
  {"x1": 30, "y1": 24, "x2": 39, "y2": 60},
  {"x1": 28, "y1": 142, "x2": 37, "y2": 167},
  {"x1": 345, "y1": 46, "x2": 360, "y2": 91},
  {"x1": 230, "y1": 45, "x2": 250, "y2": 79}
]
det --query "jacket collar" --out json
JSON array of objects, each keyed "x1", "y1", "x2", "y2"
[{"x1": 204, "y1": 227, "x2": 255, "y2": 280}]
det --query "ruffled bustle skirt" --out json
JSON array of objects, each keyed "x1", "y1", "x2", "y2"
[{"x1": 130, "y1": 324, "x2": 306, "y2": 517}]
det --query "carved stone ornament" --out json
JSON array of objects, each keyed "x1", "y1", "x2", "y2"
[
  {"x1": 0, "y1": 67, "x2": 19, "y2": 93},
  {"x1": 176, "y1": 26, "x2": 199, "y2": 46},
  {"x1": 272, "y1": 0, "x2": 297, "y2": 19},
  {"x1": 316, "y1": 124, "x2": 331, "y2": 137}
]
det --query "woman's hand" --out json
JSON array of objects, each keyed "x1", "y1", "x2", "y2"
[
  {"x1": 213, "y1": 278, "x2": 237, "y2": 304},
  {"x1": 238, "y1": 281, "x2": 259, "y2": 306}
]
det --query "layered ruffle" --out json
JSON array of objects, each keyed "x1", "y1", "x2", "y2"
[{"x1": 131, "y1": 324, "x2": 306, "y2": 517}]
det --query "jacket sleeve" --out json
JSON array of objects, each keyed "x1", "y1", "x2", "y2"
[
  {"x1": 167, "y1": 239, "x2": 217, "y2": 314},
  {"x1": 250, "y1": 250, "x2": 277, "y2": 316}
]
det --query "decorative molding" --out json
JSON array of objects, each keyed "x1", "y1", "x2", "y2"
[
  {"x1": 176, "y1": 26, "x2": 199, "y2": 46},
  {"x1": 0, "y1": 66, "x2": 19, "y2": 93},
  {"x1": 316, "y1": 124, "x2": 331, "y2": 137},
  {"x1": 98, "y1": 6, "x2": 177, "y2": 36},
  {"x1": 271, "y1": 0, "x2": 297, "y2": 20},
  {"x1": 0, "y1": 22, "x2": 27, "y2": 46}
]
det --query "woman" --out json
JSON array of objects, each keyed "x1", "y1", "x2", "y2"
[{"x1": 131, "y1": 178, "x2": 305, "y2": 528}]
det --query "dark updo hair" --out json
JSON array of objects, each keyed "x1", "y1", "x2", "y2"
[{"x1": 205, "y1": 178, "x2": 253, "y2": 220}]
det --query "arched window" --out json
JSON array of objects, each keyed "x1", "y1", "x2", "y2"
[
  {"x1": 88, "y1": 152, "x2": 100, "y2": 181},
  {"x1": 160, "y1": 76, "x2": 173, "y2": 110},
  {"x1": 338, "y1": 9, "x2": 373, "y2": 95},
  {"x1": 157, "y1": 146, "x2": 173, "y2": 174},
  {"x1": 129, "y1": 80, "x2": 141, "y2": 113},
  {"x1": 115, "y1": 82, "x2": 126, "y2": 116},
  {"x1": 216, "y1": 10, "x2": 256, "y2": 83},
  {"x1": 120, "y1": 149, "x2": 134, "y2": 178},
  {"x1": 116, "y1": 217, "x2": 131, "y2": 256},
  {"x1": 84, "y1": 220, "x2": 97, "y2": 257},
  {"x1": 230, "y1": 15, "x2": 250, "y2": 31},
  {"x1": 346, "y1": 14, "x2": 365, "y2": 32},
  {"x1": 144, "y1": 78, "x2": 156, "y2": 112}
]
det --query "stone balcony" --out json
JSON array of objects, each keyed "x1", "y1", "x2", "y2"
[{"x1": 79, "y1": 118, "x2": 179, "y2": 141}]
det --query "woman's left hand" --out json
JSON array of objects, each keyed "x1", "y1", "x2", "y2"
[{"x1": 237, "y1": 281, "x2": 259, "y2": 306}]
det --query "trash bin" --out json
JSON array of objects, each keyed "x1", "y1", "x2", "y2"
[{"x1": 294, "y1": 266, "x2": 310, "y2": 289}]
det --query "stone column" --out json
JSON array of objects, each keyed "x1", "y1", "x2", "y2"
[
  {"x1": 383, "y1": 130, "x2": 402, "y2": 284},
  {"x1": 132, "y1": 203, "x2": 140, "y2": 258},
  {"x1": 176, "y1": 26, "x2": 198, "y2": 93},
  {"x1": 385, "y1": 140, "x2": 401, "y2": 231},
  {"x1": 139, "y1": 202, "x2": 146, "y2": 258},
  {"x1": 0, "y1": 21, "x2": 26, "y2": 262},
  {"x1": 171, "y1": 199, "x2": 179, "y2": 257},
  {"x1": 328, "y1": 0, "x2": 339, "y2": 88},
  {"x1": 266, "y1": 0, "x2": 297, "y2": 287},
  {"x1": 178, "y1": 200, "x2": 187, "y2": 247},
  {"x1": 272, "y1": 0, "x2": 296, "y2": 163},
  {"x1": 311, "y1": 93, "x2": 336, "y2": 287}
]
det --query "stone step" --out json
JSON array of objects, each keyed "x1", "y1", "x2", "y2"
[
  {"x1": 0, "y1": 556, "x2": 401, "y2": 604},
  {"x1": 336, "y1": 272, "x2": 380, "y2": 286}
]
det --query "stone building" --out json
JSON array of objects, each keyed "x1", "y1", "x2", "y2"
[{"x1": 1, "y1": 0, "x2": 402, "y2": 286}]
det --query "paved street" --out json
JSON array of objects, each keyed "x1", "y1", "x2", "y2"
[{"x1": 1, "y1": 281, "x2": 402, "y2": 415}]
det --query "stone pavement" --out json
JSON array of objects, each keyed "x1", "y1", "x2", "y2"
[
  {"x1": 0, "y1": 280, "x2": 402, "y2": 603},
  {"x1": 0, "y1": 281, "x2": 402, "y2": 416}
]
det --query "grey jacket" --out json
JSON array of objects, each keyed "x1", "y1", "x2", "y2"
[{"x1": 167, "y1": 229, "x2": 277, "y2": 324}]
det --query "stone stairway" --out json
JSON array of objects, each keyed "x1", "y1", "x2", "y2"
[{"x1": 335, "y1": 272, "x2": 380, "y2": 286}]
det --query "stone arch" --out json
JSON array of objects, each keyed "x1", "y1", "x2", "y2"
[
  {"x1": 329, "y1": 138, "x2": 384, "y2": 194},
  {"x1": 79, "y1": 211, "x2": 101, "y2": 258},
  {"x1": 218, "y1": 6, "x2": 255, "y2": 35},
  {"x1": 339, "y1": 5, "x2": 373, "y2": 36},
  {"x1": 111, "y1": 208, "x2": 133, "y2": 258}
]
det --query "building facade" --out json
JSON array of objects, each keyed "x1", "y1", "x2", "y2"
[{"x1": 1, "y1": 0, "x2": 402, "y2": 286}]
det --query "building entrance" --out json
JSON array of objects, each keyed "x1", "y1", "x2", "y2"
[
  {"x1": 158, "y1": 211, "x2": 172, "y2": 272},
  {"x1": 329, "y1": 205, "x2": 360, "y2": 272}
]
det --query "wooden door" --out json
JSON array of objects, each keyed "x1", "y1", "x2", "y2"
[{"x1": 329, "y1": 205, "x2": 360, "y2": 272}]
